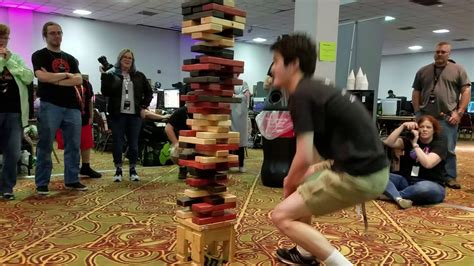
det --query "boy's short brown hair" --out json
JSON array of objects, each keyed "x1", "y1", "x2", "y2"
[{"x1": 0, "y1": 24, "x2": 10, "y2": 37}]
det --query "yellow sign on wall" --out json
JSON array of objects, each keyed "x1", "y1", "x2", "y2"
[{"x1": 319, "y1": 41, "x2": 337, "y2": 62}]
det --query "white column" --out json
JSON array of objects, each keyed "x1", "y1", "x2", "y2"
[{"x1": 294, "y1": 0, "x2": 340, "y2": 84}]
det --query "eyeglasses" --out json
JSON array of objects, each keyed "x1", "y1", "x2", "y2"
[
  {"x1": 48, "y1": 31, "x2": 63, "y2": 36},
  {"x1": 0, "y1": 36, "x2": 9, "y2": 41},
  {"x1": 435, "y1": 50, "x2": 448, "y2": 54}
]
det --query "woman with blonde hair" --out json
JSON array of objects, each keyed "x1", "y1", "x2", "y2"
[{"x1": 100, "y1": 49, "x2": 152, "y2": 182}]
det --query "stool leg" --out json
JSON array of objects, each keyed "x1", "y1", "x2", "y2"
[
  {"x1": 222, "y1": 227, "x2": 235, "y2": 263},
  {"x1": 176, "y1": 226, "x2": 189, "y2": 262},
  {"x1": 191, "y1": 232, "x2": 205, "y2": 264}
]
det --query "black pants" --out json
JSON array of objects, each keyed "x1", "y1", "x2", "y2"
[{"x1": 235, "y1": 147, "x2": 245, "y2": 167}]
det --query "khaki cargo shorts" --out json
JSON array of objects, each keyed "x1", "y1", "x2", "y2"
[{"x1": 297, "y1": 166, "x2": 389, "y2": 217}]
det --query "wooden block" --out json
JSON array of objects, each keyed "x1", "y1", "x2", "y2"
[
  {"x1": 177, "y1": 196, "x2": 203, "y2": 207},
  {"x1": 180, "y1": 159, "x2": 216, "y2": 170},
  {"x1": 221, "y1": 193, "x2": 237, "y2": 203},
  {"x1": 188, "y1": 106, "x2": 231, "y2": 115},
  {"x1": 191, "y1": 32, "x2": 233, "y2": 42},
  {"x1": 191, "y1": 44, "x2": 234, "y2": 56},
  {"x1": 182, "y1": 63, "x2": 221, "y2": 71},
  {"x1": 188, "y1": 102, "x2": 230, "y2": 109},
  {"x1": 188, "y1": 167, "x2": 217, "y2": 178},
  {"x1": 182, "y1": 23, "x2": 223, "y2": 34},
  {"x1": 202, "y1": 3, "x2": 246, "y2": 17},
  {"x1": 197, "y1": 149, "x2": 231, "y2": 156},
  {"x1": 183, "y1": 10, "x2": 225, "y2": 21},
  {"x1": 179, "y1": 136, "x2": 217, "y2": 145},
  {"x1": 216, "y1": 150, "x2": 229, "y2": 157},
  {"x1": 201, "y1": 16, "x2": 245, "y2": 30},
  {"x1": 186, "y1": 177, "x2": 215, "y2": 187},
  {"x1": 220, "y1": 78, "x2": 243, "y2": 85},
  {"x1": 179, "y1": 142, "x2": 195, "y2": 149},
  {"x1": 196, "y1": 131, "x2": 239, "y2": 139},
  {"x1": 191, "y1": 83, "x2": 234, "y2": 91},
  {"x1": 199, "y1": 56, "x2": 244, "y2": 67},
  {"x1": 179, "y1": 130, "x2": 197, "y2": 137},
  {"x1": 183, "y1": 58, "x2": 200, "y2": 65},
  {"x1": 233, "y1": 16, "x2": 246, "y2": 24},
  {"x1": 182, "y1": 20, "x2": 199, "y2": 28},
  {"x1": 193, "y1": 209, "x2": 225, "y2": 217},
  {"x1": 187, "y1": 118, "x2": 218, "y2": 126},
  {"x1": 182, "y1": 7, "x2": 193, "y2": 15},
  {"x1": 181, "y1": 148, "x2": 196, "y2": 155},
  {"x1": 196, "y1": 39, "x2": 234, "y2": 48},
  {"x1": 182, "y1": 0, "x2": 224, "y2": 8},
  {"x1": 195, "y1": 154, "x2": 238, "y2": 164},
  {"x1": 185, "y1": 188, "x2": 223, "y2": 198},
  {"x1": 223, "y1": 0, "x2": 235, "y2": 7},
  {"x1": 195, "y1": 144, "x2": 239, "y2": 152},
  {"x1": 221, "y1": 28, "x2": 244, "y2": 37},
  {"x1": 192, "y1": 211, "x2": 236, "y2": 225},
  {"x1": 176, "y1": 209, "x2": 194, "y2": 219},
  {"x1": 192, "y1": 202, "x2": 236, "y2": 213},
  {"x1": 204, "y1": 195, "x2": 226, "y2": 205},
  {"x1": 193, "y1": 113, "x2": 230, "y2": 121},
  {"x1": 227, "y1": 138, "x2": 240, "y2": 144},
  {"x1": 192, "y1": 90, "x2": 234, "y2": 97},
  {"x1": 183, "y1": 76, "x2": 221, "y2": 83},
  {"x1": 220, "y1": 65, "x2": 244, "y2": 74},
  {"x1": 207, "y1": 184, "x2": 227, "y2": 193}
]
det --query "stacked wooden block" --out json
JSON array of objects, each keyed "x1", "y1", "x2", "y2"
[{"x1": 177, "y1": 0, "x2": 246, "y2": 226}]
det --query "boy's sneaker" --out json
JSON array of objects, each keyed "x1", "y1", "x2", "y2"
[
  {"x1": 113, "y1": 168, "x2": 123, "y2": 182},
  {"x1": 129, "y1": 168, "x2": 140, "y2": 181},
  {"x1": 2, "y1": 193, "x2": 15, "y2": 200},
  {"x1": 65, "y1": 182, "x2": 88, "y2": 191},
  {"x1": 80, "y1": 166, "x2": 102, "y2": 178},
  {"x1": 276, "y1": 246, "x2": 319, "y2": 265},
  {"x1": 239, "y1": 167, "x2": 246, "y2": 173},
  {"x1": 37, "y1": 186, "x2": 49, "y2": 195}
]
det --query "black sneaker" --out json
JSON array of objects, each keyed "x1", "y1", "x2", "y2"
[
  {"x1": 276, "y1": 246, "x2": 319, "y2": 265},
  {"x1": 65, "y1": 182, "x2": 88, "y2": 191},
  {"x1": 37, "y1": 186, "x2": 49, "y2": 195},
  {"x1": 80, "y1": 166, "x2": 102, "y2": 178},
  {"x1": 2, "y1": 193, "x2": 15, "y2": 200},
  {"x1": 445, "y1": 179, "x2": 461, "y2": 189},
  {"x1": 178, "y1": 167, "x2": 187, "y2": 180},
  {"x1": 113, "y1": 168, "x2": 123, "y2": 182},
  {"x1": 129, "y1": 168, "x2": 140, "y2": 181}
]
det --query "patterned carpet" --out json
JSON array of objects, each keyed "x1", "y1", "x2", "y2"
[{"x1": 0, "y1": 141, "x2": 473, "y2": 265}]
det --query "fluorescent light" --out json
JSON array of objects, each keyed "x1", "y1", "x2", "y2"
[
  {"x1": 252, "y1": 37, "x2": 267, "y2": 43},
  {"x1": 384, "y1": 16, "x2": 395, "y2": 21},
  {"x1": 433, "y1": 29, "x2": 450, "y2": 34},
  {"x1": 73, "y1": 9, "x2": 92, "y2": 15},
  {"x1": 408, "y1": 45, "x2": 423, "y2": 51}
]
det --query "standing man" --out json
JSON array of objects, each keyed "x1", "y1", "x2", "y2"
[
  {"x1": 412, "y1": 42, "x2": 471, "y2": 189},
  {"x1": 32, "y1": 21, "x2": 87, "y2": 194},
  {"x1": 269, "y1": 34, "x2": 388, "y2": 265},
  {"x1": 0, "y1": 24, "x2": 34, "y2": 200}
]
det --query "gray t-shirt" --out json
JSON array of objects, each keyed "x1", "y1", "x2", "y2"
[
  {"x1": 413, "y1": 62, "x2": 470, "y2": 116},
  {"x1": 120, "y1": 73, "x2": 136, "y2": 114}
]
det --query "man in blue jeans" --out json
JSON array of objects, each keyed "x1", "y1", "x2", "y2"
[
  {"x1": 412, "y1": 41, "x2": 471, "y2": 189},
  {"x1": 0, "y1": 24, "x2": 34, "y2": 200},
  {"x1": 32, "y1": 21, "x2": 87, "y2": 194}
]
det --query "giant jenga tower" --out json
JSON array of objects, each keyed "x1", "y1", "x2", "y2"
[{"x1": 175, "y1": 0, "x2": 246, "y2": 264}]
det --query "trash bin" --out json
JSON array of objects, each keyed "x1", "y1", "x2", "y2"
[{"x1": 256, "y1": 89, "x2": 295, "y2": 187}]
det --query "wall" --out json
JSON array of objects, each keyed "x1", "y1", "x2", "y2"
[
  {"x1": 379, "y1": 48, "x2": 474, "y2": 100},
  {"x1": 0, "y1": 7, "x2": 181, "y2": 92}
]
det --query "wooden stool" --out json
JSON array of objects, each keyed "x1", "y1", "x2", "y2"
[{"x1": 176, "y1": 218, "x2": 235, "y2": 265}]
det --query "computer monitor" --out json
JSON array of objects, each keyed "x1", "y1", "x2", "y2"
[
  {"x1": 467, "y1": 101, "x2": 474, "y2": 114},
  {"x1": 164, "y1": 89, "x2": 180, "y2": 109}
]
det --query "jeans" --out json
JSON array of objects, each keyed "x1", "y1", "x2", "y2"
[
  {"x1": 35, "y1": 101, "x2": 81, "y2": 187},
  {"x1": 438, "y1": 119, "x2": 458, "y2": 180},
  {"x1": 383, "y1": 173, "x2": 445, "y2": 205},
  {"x1": 109, "y1": 114, "x2": 142, "y2": 167},
  {"x1": 0, "y1": 113, "x2": 22, "y2": 194}
]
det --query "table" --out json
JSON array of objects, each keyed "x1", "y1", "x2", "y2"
[{"x1": 377, "y1": 115, "x2": 416, "y2": 136}]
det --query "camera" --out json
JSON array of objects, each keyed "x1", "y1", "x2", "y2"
[{"x1": 97, "y1": 56, "x2": 113, "y2": 71}]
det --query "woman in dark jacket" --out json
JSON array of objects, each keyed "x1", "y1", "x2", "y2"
[{"x1": 100, "y1": 48, "x2": 152, "y2": 182}]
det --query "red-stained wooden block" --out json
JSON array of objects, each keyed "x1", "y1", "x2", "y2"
[
  {"x1": 188, "y1": 106, "x2": 231, "y2": 115},
  {"x1": 193, "y1": 210, "x2": 225, "y2": 218},
  {"x1": 188, "y1": 102, "x2": 231, "y2": 109},
  {"x1": 191, "y1": 83, "x2": 235, "y2": 91},
  {"x1": 186, "y1": 177, "x2": 215, "y2": 187},
  {"x1": 221, "y1": 66, "x2": 244, "y2": 74},
  {"x1": 182, "y1": 63, "x2": 222, "y2": 72},
  {"x1": 221, "y1": 78, "x2": 243, "y2": 86},
  {"x1": 202, "y1": 3, "x2": 247, "y2": 17},
  {"x1": 179, "y1": 159, "x2": 216, "y2": 170},
  {"x1": 180, "y1": 95, "x2": 199, "y2": 102},
  {"x1": 192, "y1": 212, "x2": 236, "y2": 225},
  {"x1": 193, "y1": 90, "x2": 234, "y2": 97},
  {"x1": 199, "y1": 56, "x2": 244, "y2": 67},
  {"x1": 179, "y1": 130, "x2": 197, "y2": 137},
  {"x1": 195, "y1": 144, "x2": 239, "y2": 152},
  {"x1": 192, "y1": 202, "x2": 236, "y2": 213}
]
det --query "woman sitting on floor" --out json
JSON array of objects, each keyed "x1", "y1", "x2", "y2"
[{"x1": 381, "y1": 115, "x2": 447, "y2": 209}]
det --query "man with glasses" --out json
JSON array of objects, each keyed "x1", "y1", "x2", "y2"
[
  {"x1": 412, "y1": 41, "x2": 471, "y2": 189},
  {"x1": 32, "y1": 21, "x2": 87, "y2": 195},
  {"x1": 0, "y1": 24, "x2": 34, "y2": 200}
]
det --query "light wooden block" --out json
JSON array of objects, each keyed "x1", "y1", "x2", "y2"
[
  {"x1": 191, "y1": 32, "x2": 233, "y2": 42},
  {"x1": 195, "y1": 154, "x2": 238, "y2": 164},
  {"x1": 176, "y1": 209, "x2": 194, "y2": 219},
  {"x1": 196, "y1": 39, "x2": 234, "y2": 48},
  {"x1": 216, "y1": 150, "x2": 229, "y2": 157},
  {"x1": 179, "y1": 136, "x2": 216, "y2": 145},
  {"x1": 196, "y1": 131, "x2": 239, "y2": 139},
  {"x1": 227, "y1": 138, "x2": 240, "y2": 144},
  {"x1": 221, "y1": 193, "x2": 237, "y2": 203},
  {"x1": 182, "y1": 23, "x2": 223, "y2": 34},
  {"x1": 184, "y1": 188, "x2": 223, "y2": 198},
  {"x1": 223, "y1": 0, "x2": 235, "y2": 7},
  {"x1": 191, "y1": 125, "x2": 230, "y2": 133},
  {"x1": 186, "y1": 118, "x2": 218, "y2": 127},
  {"x1": 182, "y1": 20, "x2": 199, "y2": 28},
  {"x1": 194, "y1": 114, "x2": 230, "y2": 121},
  {"x1": 201, "y1": 16, "x2": 245, "y2": 30},
  {"x1": 197, "y1": 150, "x2": 229, "y2": 157},
  {"x1": 233, "y1": 16, "x2": 246, "y2": 24}
]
